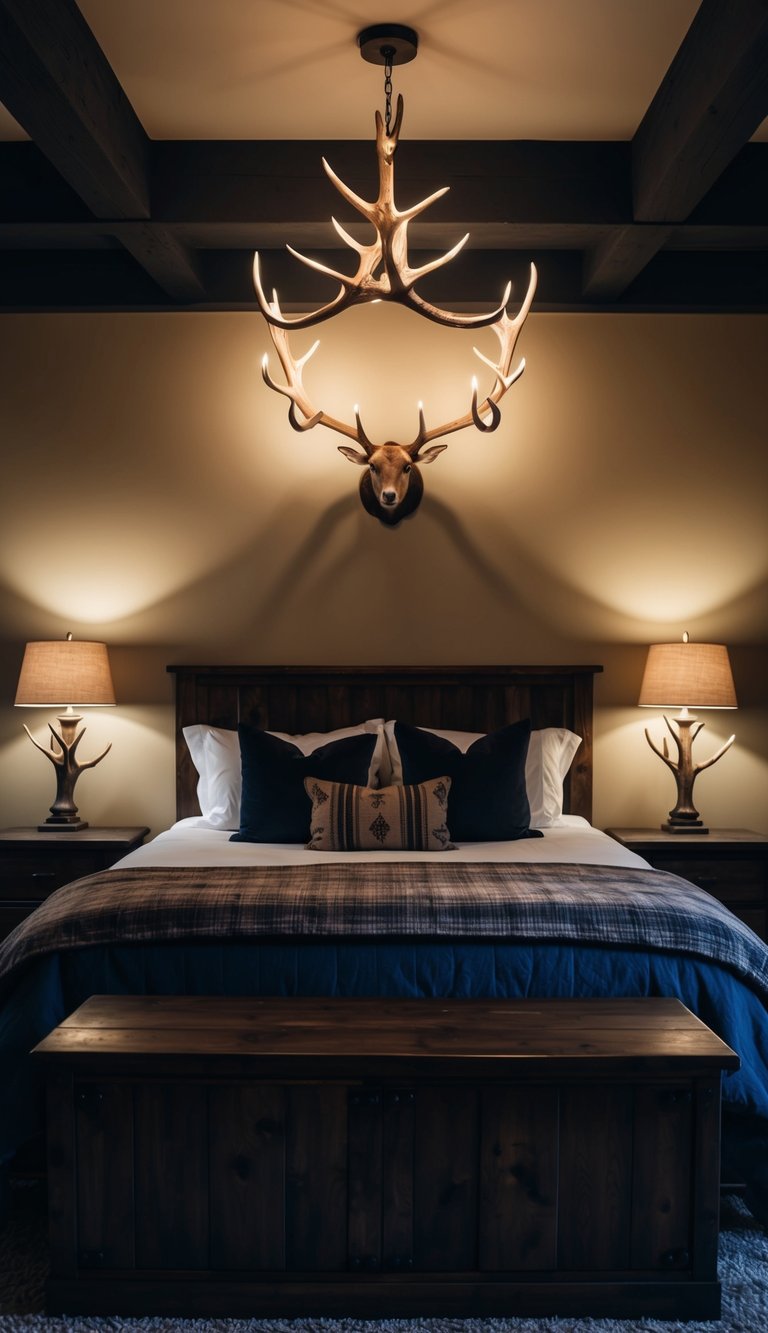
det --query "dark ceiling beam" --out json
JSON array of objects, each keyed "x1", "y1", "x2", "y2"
[
  {"x1": 1, "y1": 246, "x2": 765, "y2": 314},
  {"x1": 3, "y1": 139, "x2": 765, "y2": 234},
  {"x1": 150, "y1": 140, "x2": 631, "y2": 228},
  {"x1": 633, "y1": 0, "x2": 768, "y2": 221},
  {"x1": 581, "y1": 225, "x2": 673, "y2": 300},
  {"x1": 0, "y1": 0, "x2": 149, "y2": 217},
  {"x1": 0, "y1": 0, "x2": 764, "y2": 314},
  {"x1": 4, "y1": 220, "x2": 767, "y2": 259},
  {"x1": 583, "y1": 0, "x2": 768, "y2": 301},
  {"x1": 0, "y1": 0, "x2": 207, "y2": 301},
  {"x1": 111, "y1": 224, "x2": 210, "y2": 304}
]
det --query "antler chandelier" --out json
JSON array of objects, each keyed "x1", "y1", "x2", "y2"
[{"x1": 255, "y1": 25, "x2": 537, "y2": 526}]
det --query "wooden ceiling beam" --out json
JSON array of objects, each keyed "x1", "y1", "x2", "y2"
[
  {"x1": 583, "y1": 0, "x2": 768, "y2": 301},
  {"x1": 0, "y1": 0, "x2": 149, "y2": 218},
  {"x1": 0, "y1": 2, "x2": 764, "y2": 312},
  {"x1": 1, "y1": 247, "x2": 765, "y2": 314},
  {"x1": 3, "y1": 139, "x2": 764, "y2": 233},
  {"x1": 582, "y1": 225, "x2": 673, "y2": 300},
  {"x1": 0, "y1": 0, "x2": 206, "y2": 301},
  {"x1": 633, "y1": 0, "x2": 768, "y2": 222},
  {"x1": 113, "y1": 224, "x2": 208, "y2": 304},
  {"x1": 149, "y1": 140, "x2": 630, "y2": 228}
]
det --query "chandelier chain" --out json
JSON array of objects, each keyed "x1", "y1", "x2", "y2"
[{"x1": 382, "y1": 46, "x2": 395, "y2": 134}]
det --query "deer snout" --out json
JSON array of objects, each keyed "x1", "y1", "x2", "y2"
[{"x1": 367, "y1": 445, "x2": 413, "y2": 509}]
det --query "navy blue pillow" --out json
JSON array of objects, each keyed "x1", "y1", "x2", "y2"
[
  {"x1": 231, "y1": 726, "x2": 377, "y2": 844},
  {"x1": 393, "y1": 719, "x2": 542, "y2": 842}
]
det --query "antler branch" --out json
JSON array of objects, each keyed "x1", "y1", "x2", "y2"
[
  {"x1": 261, "y1": 312, "x2": 374, "y2": 453},
  {"x1": 408, "y1": 262, "x2": 537, "y2": 454},
  {"x1": 692, "y1": 733, "x2": 735, "y2": 775},
  {"x1": 254, "y1": 96, "x2": 517, "y2": 333}
]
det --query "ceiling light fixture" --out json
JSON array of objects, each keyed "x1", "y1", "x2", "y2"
[{"x1": 254, "y1": 25, "x2": 537, "y2": 526}]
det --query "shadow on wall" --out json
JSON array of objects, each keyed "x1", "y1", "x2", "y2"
[{"x1": 1, "y1": 483, "x2": 766, "y2": 681}]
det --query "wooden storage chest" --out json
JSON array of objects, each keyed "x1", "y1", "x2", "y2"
[{"x1": 33, "y1": 995, "x2": 738, "y2": 1318}]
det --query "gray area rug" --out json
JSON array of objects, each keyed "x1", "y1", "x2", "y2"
[{"x1": 1, "y1": 1181, "x2": 766, "y2": 1333}]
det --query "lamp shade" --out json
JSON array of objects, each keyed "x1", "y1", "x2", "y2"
[
  {"x1": 638, "y1": 641, "x2": 737, "y2": 710},
  {"x1": 15, "y1": 639, "x2": 116, "y2": 708}
]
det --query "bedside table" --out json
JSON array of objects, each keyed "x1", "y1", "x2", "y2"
[
  {"x1": 605, "y1": 828, "x2": 768, "y2": 942},
  {"x1": 0, "y1": 827, "x2": 150, "y2": 942}
]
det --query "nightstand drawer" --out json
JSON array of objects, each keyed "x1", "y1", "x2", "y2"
[
  {"x1": 0, "y1": 827, "x2": 149, "y2": 943},
  {"x1": 0, "y1": 856, "x2": 104, "y2": 898},
  {"x1": 659, "y1": 859, "x2": 766, "y2": 902},
  {"x1": 0, "y1": 902, "x2": 40, "y2": 935}
]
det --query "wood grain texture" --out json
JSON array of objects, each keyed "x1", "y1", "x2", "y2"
[
  {"x1": 557, "y1": 1084, "x2": 633, "y2": 1271},
  {"x1": 36, "y1": 995, "x2": 740, "y2": 1074},
  {"x1": 76, "y1": 1081, "x2": 134, "y2": 1270},
  {"x1": 285, "y1": 1084, "x2": 347, "y2": 1271},
  {"x1": 209, "y1": 1084, "x2": 286, "y2": 1270},
  {"x1": 479, "y1": 1084, "x2": 558, "y2": 1271},
  {"x1": 134, "y1": 1083, "x2": 208, "y2": 1270}
]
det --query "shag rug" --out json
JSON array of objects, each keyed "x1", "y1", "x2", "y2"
[{"x1": 1, "y1": 1180, "x2": 767, "y2": 1333}]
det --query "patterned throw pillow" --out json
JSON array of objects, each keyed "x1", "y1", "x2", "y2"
[{"x1": 304, "y1": 776, "x2": 455, "y2": 852}]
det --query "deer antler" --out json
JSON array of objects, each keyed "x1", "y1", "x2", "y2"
[
  {"x1": 260, "y1": 304, "x2": 375, "y2": 452},
  {"x1": 254, "y1": 95, "x2": 513, "y2": 333},
  {"x1": 260, "y1": 263, "x2": 537, "y2": 458},
  {"x1": 408, "y1": 263, "x2": 537, "y2": 455}
]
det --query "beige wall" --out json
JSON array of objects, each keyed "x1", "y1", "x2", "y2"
[{"x1": 1, "y1": 307, "x2": 766, "y2": 836}]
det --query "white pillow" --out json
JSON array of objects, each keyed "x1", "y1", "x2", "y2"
[
  {"x1": 525, "y1": 728, "x2": 582, "y2": 827},
  {"x1": 183, "y1": 720, "x2": 387, "y2": 830},
  {"x1": 382, "y1": 721, "x2": 581, "y2": 828}
]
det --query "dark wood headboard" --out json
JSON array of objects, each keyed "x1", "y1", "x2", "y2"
[{"x1": 168, "y1": 664, "x2": 603, "y2": 824}]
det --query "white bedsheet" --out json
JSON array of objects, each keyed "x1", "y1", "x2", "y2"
[{"x1": 113, "y1": 817, "x2": 650, "y2": 873}]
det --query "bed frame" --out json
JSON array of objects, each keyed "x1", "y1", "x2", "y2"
[
  {"x1": 168, "y1": 663, "x2": 602, "y2": 823},
  {"x1": 40, "y1": 662, "x2": 731, "y2": 1321}
]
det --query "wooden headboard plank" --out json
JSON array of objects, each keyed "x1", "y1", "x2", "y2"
[{"x1": 168, "y1": 665, "x2": 603, "y2": 824}]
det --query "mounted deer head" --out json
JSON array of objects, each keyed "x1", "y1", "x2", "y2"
[{"x1": 255, "y1": 95, "x2": 536, "y2": 525}]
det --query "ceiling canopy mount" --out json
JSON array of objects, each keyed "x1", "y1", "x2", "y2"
[{"x1": 357, "y1": 24, "x2": 419, "y2": 66}]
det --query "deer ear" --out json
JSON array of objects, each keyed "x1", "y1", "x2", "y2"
[
  {"x1": 415, "y1": 443, "x2": 448, "y2": 465},
  {"x1": 338, "y1": 444, "x2": 369, "y2": 466}
]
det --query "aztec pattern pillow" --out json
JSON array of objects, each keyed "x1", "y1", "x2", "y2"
[{"x1": 304, "y1": 776, "x2": 455, "y2": 852}]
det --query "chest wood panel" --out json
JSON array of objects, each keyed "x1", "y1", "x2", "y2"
[{"x1": 35, "y1": 995, "x2": 737, "y2": 1320}]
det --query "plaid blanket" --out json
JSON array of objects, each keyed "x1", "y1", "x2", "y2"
[{"x1": 1, "y1": 861, "x2": 768, "y2": 1003}]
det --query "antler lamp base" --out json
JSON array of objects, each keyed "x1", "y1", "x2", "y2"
[
  {"x1": 24, "y1": 710, "x2": 112, "y2": 832},
  {"x1": 644, "y1": 712, "x2": 735, "y2": 835}
]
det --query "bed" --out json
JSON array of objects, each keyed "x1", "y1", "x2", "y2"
[{"x1": 2, "y1": 662, "x2": 768, "y2": 1225}]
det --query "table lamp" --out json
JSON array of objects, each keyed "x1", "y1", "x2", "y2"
[
  {"x1": 638, "y1": 632, "x2": 737, "y2": 834},
  {"x1": 14, "y1": 634, "x2": 116, "y2": 831}
]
